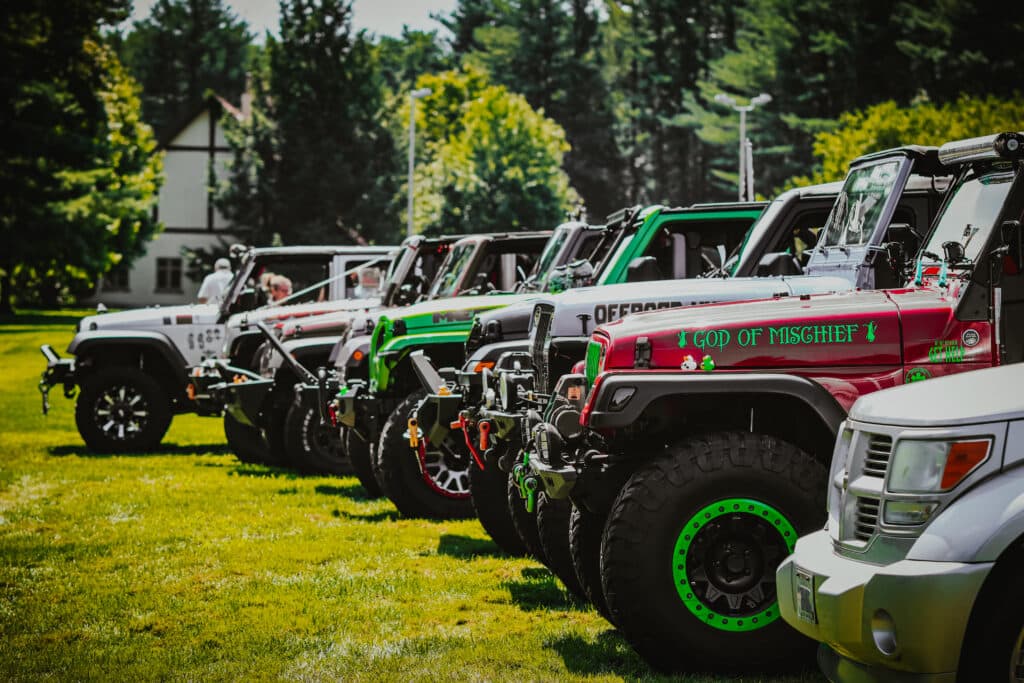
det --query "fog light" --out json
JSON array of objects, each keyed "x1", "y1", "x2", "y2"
[
  {"x1": 871, "y1": 609, "x2": 898, "y2": 655},
  {"x1": 883, "y1": 500, "x2": 939, "y2": 525}
]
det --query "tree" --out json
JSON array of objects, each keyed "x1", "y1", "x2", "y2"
[
  {"x1": 376, "y1": 28, "x2": 452, "y2": 94},
  {"x1": 408, "y1": 68, "x2": 577, "y2": 235},
  {"x1": 786, "y1": 95, "x2": 1024, "y2": 188},
  {"x1": 218, "y1": 0, "x2": 401, "y2": 246},
  {"x1": 0, "y1": 1, "x2": 163, "y2": 312},
  {"x1": 117, "y1": 0, "x2": 251, "y2": 138},
  {"x1": 461, "y1": 0, "x2": 623, "y2": 219}
]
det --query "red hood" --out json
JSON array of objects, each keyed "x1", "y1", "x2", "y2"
[{"x1": 599, "y1": 289, "x2": 905, "y2": 371}]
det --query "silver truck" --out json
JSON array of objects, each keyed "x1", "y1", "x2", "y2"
[{"x1": 778, "y1": 362, "x2": 1024, "y2": 682}]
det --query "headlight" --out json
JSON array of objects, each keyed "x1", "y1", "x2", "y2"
[
  {"x1": 584, "y1": 340, "x2": 606, "y2": 387},
  {"x1": 888, "y1": 438, "x2": 990, "y2": 493}
]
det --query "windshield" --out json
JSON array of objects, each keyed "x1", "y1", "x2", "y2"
[
  {"x1": 729, "y1": 198, "x2": 786, "y2": 276},
  {"x1": 531, "y1": 226, "x2": 570, "y2": 282},
  {"x1": 921, "y1": 165, "x2": 1014, "y2": 265},
  {"x1": 429, "y1": 242, "x2": 477, "y2": 298},
  {"x1": 820, "y1": 158, "x2": 907, "y2": 248}
]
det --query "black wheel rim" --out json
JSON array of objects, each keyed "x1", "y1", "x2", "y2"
[{"x1": 93, "y1": 384, "x2": 149, "y2": 441}]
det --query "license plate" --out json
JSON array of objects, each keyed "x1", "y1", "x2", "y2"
[{"x1": 795, "y1": 567, "x2": 817, "y2": 624}]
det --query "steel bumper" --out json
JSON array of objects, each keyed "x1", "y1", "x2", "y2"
[
  {"x1": 211, "y1": 369, "x2": 273, "y2": 428},
  {"x1": 777, "y1": 530, "x2": 991, "y2": 681}
]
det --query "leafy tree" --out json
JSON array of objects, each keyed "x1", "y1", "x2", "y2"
[
  {"x1": 407, "y1": 68, "x2": 577, "y2": 235},
  {"x1": 218, "y1": 0, "x2": 401, "y2": 246},
  {"x1": 786, "y1": 95, "x2": 1024, "y2": 187},
  {"x1": 0, "y1": 1, "x2": 163, "y2": 311},
  {"x1": 117, "y1": 0, "x2": 251, "y2": 138},
  {"x1": 447, "y1": 0, "x2": 621, "y2": 218},
  {"x1": 376, "y1": 28, "x2": 452, "y2": 94}
]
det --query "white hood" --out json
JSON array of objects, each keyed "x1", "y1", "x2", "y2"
[{"x1": 77, "y1": 304, "x2": 219, "y2": 332}]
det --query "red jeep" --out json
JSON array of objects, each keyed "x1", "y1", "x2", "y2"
[{"x1": 524, "y1": 132, "x2": 1024, "y2": 672}]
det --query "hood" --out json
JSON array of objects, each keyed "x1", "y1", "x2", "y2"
[
  {"x1": 851, "y1": 363, "x2": 1024, "y2": 427},
  {"x1": 77, "y1": 303, "x2": 218, "y2": 331},
  {"x1": 546, "y1": 275, "x2": 855, "y2": 337},
  {"x1": 226, "y1": 298, "x2": 381, "y2": 330},
  {"x1": 600, "y1": 289, "x2": 902, "y2": 371},
  {"x1": 280, "y1": 312, "x2": 356, "y2": 340},
  {"x1": 385, "y1": 293, "x2": 538, "y2": 335}
]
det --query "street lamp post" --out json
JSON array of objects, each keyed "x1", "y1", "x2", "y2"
[
  {"x1": 713, "y1": 92, "x2": 772, "y2": 202},
  {"x1": 407, "y1": 87, "x2": 433, "y2": 238}
]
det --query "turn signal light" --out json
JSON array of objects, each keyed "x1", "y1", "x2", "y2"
[
  {"x1": 473, "y1": 361, "x2": 495, "y2": 373},
  {"x1": 940, "y1": 440, "x2": 990, "y2": 489}
]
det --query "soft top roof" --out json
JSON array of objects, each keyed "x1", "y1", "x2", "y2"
[{"x1": 246, "y1": 245, "x2": 394, "y2": 258}]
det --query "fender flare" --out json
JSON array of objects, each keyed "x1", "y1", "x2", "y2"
[
  {"x1": 68, "y1": 331, "x2": 190, "y2": 401},
  {"x1": 586, "y1": 372, "x2": 847, "y2": 434}
]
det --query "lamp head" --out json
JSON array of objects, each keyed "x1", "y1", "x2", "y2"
[{"x1": 411, "y1": 87, "x2": 433, "y2": 99}]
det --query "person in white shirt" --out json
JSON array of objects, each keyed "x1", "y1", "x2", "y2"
[{"x1": 197, "y1": 258, "x2": 233, "y2": 304}]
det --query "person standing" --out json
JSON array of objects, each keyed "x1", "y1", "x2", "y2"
[{"x1": 197, "y1": 258, "x2": 233, "y2": 304}]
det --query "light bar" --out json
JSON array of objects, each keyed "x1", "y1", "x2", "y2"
[{"x1": 938, "y1": 132, "x2": 1024, "y2": 166}]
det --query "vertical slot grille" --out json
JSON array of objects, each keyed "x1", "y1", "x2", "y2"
[
  {"x1": 854, "y1": 497, "x2": 880, "y2": 541},
  {"x1": 862, "y1": 434, "x2": 893, "y2": 478}
]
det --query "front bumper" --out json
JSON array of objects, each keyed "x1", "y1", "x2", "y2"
[
  {"x1": 777, "y1": 530, "x2": 991, "y2": 681},
  {"x1": 209, "y1": 366, "x2": 274, "y2": 428},
  {"x1": 39, "y1": 344, "x2": 76, "y2": 413}
]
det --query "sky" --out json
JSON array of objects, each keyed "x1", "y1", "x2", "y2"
[{"x1": 128, "y1": 0, "x2": 458, "y2": 39}]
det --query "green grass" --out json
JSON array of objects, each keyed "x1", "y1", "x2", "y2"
[{"x1": 0, "y1": 310, "x2": 823, "y2": 682}]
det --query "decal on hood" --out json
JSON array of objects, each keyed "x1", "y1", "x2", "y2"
[{"x1": 677, "y1": 321, "x2": 880, "y2": 352}]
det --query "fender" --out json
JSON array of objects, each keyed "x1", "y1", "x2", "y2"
[
  {"x1": 266, "y1": 337, "x2": 338, "y2": 374},
  {"x1": 586, "y1": 371, "x2": 847, "y2": 434},
  {"x1": 69, "y1": 330, "x2": 189, "y2": 385}
]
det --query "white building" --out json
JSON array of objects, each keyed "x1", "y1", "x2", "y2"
[{"x1": 89, "y1": 96, "x2": 243, "y2": 307}]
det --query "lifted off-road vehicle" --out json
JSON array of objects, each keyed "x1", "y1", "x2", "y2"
[
  {"x1": 213, "y1": 229, "x2": 554, "y2": 469},
  {"x1": 339, "y1": 202, "x2": 774, "y2": 517},
  {"x1": 39, "y1": 245, "x2": 391, "y2": 452},
  {"x1": 190, "y1": 235, "x2": 455, "y2": 464},
  {"x1": 778, "y1": 363, "x2": 1024, "y2": 682},
  {"x1": 523, "y1": 132, "x2": 1024, "y2": 672}
]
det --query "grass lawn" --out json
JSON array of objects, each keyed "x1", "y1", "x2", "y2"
[{"x1": 0, "y1": 310, "x2": 823, "y2": 682}]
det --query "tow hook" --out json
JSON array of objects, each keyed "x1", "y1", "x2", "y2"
[
  {"x1": 512, "y1": 452, "x2": 538, "y2": 513},
  {"x1": 38, "y1": 380, "x2": 50, "y2": 415},
  {"x1": 478, "y1": 420, "x2": 491, "y2": 451},
  {"x1": 407, "y1": 417, "x2": 419, "y2": 448}
]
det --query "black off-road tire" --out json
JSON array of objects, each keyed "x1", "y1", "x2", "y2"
[
  {"x1": 506, "y1": 474, "x2": 547, "y2": 563},
  {"x1": 600, "y1": 431, "x2": 825, "y2": 674},
  {"x1": 537, "y1": 492, "x2": 586, "y2": 601},
  {"x1": 957, "y1": 546, "x2": 1024, "y2": 682},
  {"x1": 376, "y1": 390, "x2": 474, "y2": 519},
  {"x1": 344, "y1": 428, "x2": 383, "y2": 498},
  {"x1": 282, "y1": 401, "x2": 352, "y2": 475},
  {"x1": 224, "y1": 411, "x2": 269, "y2": 464},
  {"x1": 75, "y1": 366, "x2": 172, "y2": 453},
  {"x1": 569, "y1": 503, "x2": 613, "y2": 622},
  {"x1": 470, "y1": 457, "x2": 527, "y2": 556}
]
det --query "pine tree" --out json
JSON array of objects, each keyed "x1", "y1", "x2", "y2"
[
  {"x1": 218, "y1": 0, "x2": 400, "y2": 246},
  {"x1": 117, "y1": 0, "x2": 251, "y2": 138}
]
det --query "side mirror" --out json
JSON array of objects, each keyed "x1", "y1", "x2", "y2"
[
  {"x1": 756, "y1": 252, "x2": 801, "y2": 276},
  {"x1": 1000, "y1": 219, "x2": 1023, "y2": 272},
  {"x1": 626, "y1": 256, "x2": 661, "y2": 283},
  {"x1": 231, "y1": 287, "x2": 258, "y2": 313},
  {"x1": 885, "y1": 223, "x2": 922, "y2": 255},
  {"x1": 942, "y1": 241, "x2": 966, "y2": 265}
]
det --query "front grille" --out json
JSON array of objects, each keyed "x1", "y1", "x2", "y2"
[
  {"x1": 862, "y1": 434, "x2": 893, "y2": 478},
  {"x1": 854, "y1": 497, "x2": 880, "y2": 541}
]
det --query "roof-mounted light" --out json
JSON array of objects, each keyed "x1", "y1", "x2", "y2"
[{"x1": 938, "y1": 132, "x2": 1024, "y2": 166}]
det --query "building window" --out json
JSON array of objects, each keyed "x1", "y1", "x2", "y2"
[
  {"x1": 103, "y1": 267, "x2": 130, "y2": 292},
  {"x1": 155, "y1": 258, "x2": 183, "y2": 293}
]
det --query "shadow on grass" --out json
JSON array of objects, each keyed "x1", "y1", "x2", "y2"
[
  {"x1": 546, "y1": 630, "x2": 656, "y2": 679},
  {"x1": 333, "y1": 508, "x2": 399, "y2": 522},
  {"x1": 49, "y1": 442, "x2": 232, "y2": 458},
  {"x1": 227, "y1": 463, "x2": 304, "y2": 479},
  {"x1": 437, "y1": 533, "x2": 507, "y2": 559},
  {"x1": 315, "y1": 483, "x2": 374, "y2": 501},
  {"x1": 502, "y1": 566, "x2": 587, "y2": 612}
]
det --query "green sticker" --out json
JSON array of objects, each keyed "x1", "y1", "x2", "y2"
[
  {"x1": 928, "y1": 340, "x2": 964, "y2": 363},
  {"x1": 700, "y1": 355, "x2": 715, "y2": 372},
  {"x1": 905, "y1": 367, "x2": 931, "y2": 383},
  {"x1": 866, "y1": 321, "x2": 877, "y2": 343}
]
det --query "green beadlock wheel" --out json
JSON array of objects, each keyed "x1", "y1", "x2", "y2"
[{"x1": 672, "y1": 498, "x2": 796, "y2": 632}]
